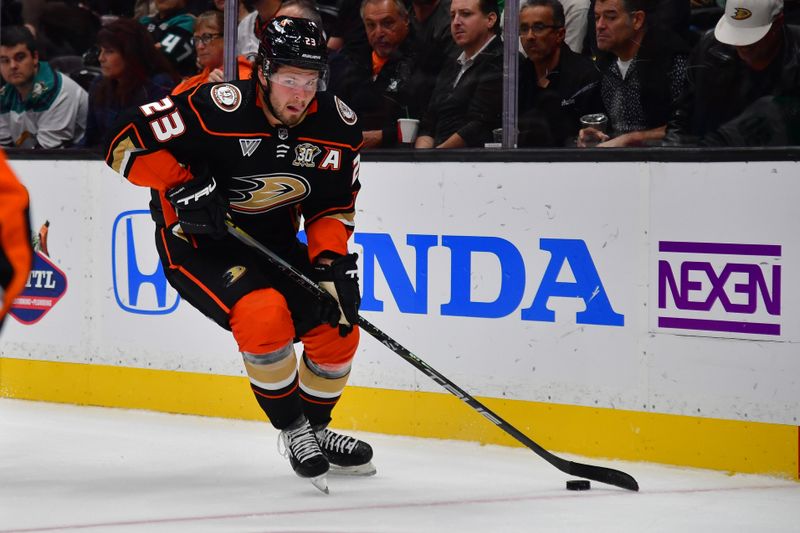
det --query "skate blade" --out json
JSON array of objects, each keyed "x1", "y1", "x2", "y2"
[
  {"x1": 310, "y1": 474, "x2": 330, "y2": 494},
  {"x1": 329, "y1": 461, "x2": 377, "y2": 477}
]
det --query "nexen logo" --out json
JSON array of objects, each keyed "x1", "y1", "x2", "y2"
[
  {"x1": 657, "y1": 241, "x2": 781, "y2": 336},
  {"x1": 354, "y1": 233, "x2": 623, "y2": 326},
  {"x1": 112, "y1": 210, "x2": 180, "y2": 315}
]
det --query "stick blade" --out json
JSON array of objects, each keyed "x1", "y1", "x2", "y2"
[{"x1": 568, "y1": 462, "x2": 639, "y2": 491}]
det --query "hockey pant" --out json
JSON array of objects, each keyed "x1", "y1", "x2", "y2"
[{"x1": 155, "y1": 224, "x2": 359, "y2": 429}]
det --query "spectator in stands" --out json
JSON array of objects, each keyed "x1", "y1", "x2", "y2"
[
  {"x1": 584, "y1": 0, "x2": 690, "y2": 56},
  {"x1": 83, "y1": 18, "x2": 178, "y2": 147},
  {"x1": 329, "y1": 0, "x2": 424, "y2": 148},
  {"x1": 560, "y1": 0, "x2": 591, "y2": 53},
  {"x1": 415, "y1": 0, "x2": 503, "y2": 148},
  {"x1": 238, "y1": 0, "x2": 320, "y2": 60},
  {"x1": 518, "y1": 0, "x2": 601, "y2": 146},
  {"x1": 577, "y1": 0, "x2": 689, "y2": 147},
  {"x1": 172, "y1": 10, "x2": 252, "y2": 94},
  {"x1": 140, "y1": 0, "x2": 197, "y2": 76},
  {"x1": 0, "y1": 26, "x2": 88, "y2": 149},
  {"x1": 410, "y1": 0, "x2": 460, "y2": 114},
  {"x1": 665, "y1": 0, "x2": 800, "y2": 146}
]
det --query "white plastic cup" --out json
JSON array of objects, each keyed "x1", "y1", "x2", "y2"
[{"x1": 397, "y1": 118, "x2": 420, "y2": 144}]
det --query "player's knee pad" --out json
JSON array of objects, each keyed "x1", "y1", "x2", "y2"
[
  {"x1": 300, "y1": 322, "x2": 359, "y2": 372},
  {"x1": 229, "y1": 288, "x2": 294, "y2": 355}
]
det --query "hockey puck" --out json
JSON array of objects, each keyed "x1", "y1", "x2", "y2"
[{"x1": 566, "y1": 479, "x2": 591, "y2": 491}]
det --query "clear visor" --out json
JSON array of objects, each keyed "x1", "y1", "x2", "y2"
[{"x1": 263, "y1": 60, "x2": 328, "y2": 92}]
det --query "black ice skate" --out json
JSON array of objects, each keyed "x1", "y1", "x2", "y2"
[
  {"x1": 315, "y1": 427, "x2": 376, "y2": 476},
  {"x1": 280, "y1": 417, "x2": 330, "y2": 493}
]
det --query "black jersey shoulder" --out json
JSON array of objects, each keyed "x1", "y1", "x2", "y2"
[
  {"x1": 182, "y1": 79, "x2": 269, "y2": 137},
  {"x1": 297, "y1": 92, "x2": 363, "y2": 151}
]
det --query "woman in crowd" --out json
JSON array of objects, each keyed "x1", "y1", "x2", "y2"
[
  {"x1": 83, "y1": 17, "x2": 178, "y2": 147},
  {"x1": 172, "y1": 10, "x2": 251, "y2": 94}
]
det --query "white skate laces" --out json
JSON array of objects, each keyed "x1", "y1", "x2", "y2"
[
  {"x1": 278, "y1": 418, "x2": 330, "y2": 493},
  {"x1": 314, "y1": 427, "x2": 376, "y2": 476},
  {"x1": 316, "y1": 428, "x2": 358, "y2": 455},
  {"x1": 280, "y1": 422, "x2": 325, "y2": 464}
]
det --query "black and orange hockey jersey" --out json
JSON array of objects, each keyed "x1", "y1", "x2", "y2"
[
  {"x1": 105, "y1": 79, "x2": 362, "y2": 261},
  {"x1": 0, "y1": 149, "x2": 33, "y2": 321}
]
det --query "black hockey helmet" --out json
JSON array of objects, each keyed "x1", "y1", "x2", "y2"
[{"x1": 257, "y1": 16, "x2": 328, "y2": 90}]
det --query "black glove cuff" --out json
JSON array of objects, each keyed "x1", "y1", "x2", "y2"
[
  {"x1": 313, "y1": 253, "x2": 359, "y2": 282},
  {"x1": 167, "y1": 175, "x2": 223, "y2": 210}
]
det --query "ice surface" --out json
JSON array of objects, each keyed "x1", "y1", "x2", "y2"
[{"x1": 1, "y1": 399, "x2": 797, "y2": 532}]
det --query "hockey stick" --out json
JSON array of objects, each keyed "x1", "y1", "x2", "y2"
[{"x1": 226, "y1": 221, "x2": 639, "y2": 491}]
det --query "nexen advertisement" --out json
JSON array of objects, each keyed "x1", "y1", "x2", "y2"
[
  {"x1": 656, "y1": 241, "x2": 781, "y2": 338},
  {"x1": 111, "y1": 211, "x2": 624, "y2": 328}
]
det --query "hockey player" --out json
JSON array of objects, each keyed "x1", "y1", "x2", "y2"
[
  {"x1": 0, "y1": 149, "x2": 33, "y2": 332},
  {"x1": 104, "y1": 16, "x2": 372, "y2": 493}
]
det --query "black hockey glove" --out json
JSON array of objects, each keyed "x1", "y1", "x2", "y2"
[
  {"x1": 166, "y1": 174, "x2": 228, "y2": 239},
  {"x1": 313, "y1": 253, "x2": 361, "y2": 337}
]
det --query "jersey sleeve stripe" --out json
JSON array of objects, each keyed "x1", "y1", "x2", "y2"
[
  {"x1": 296, "y1": 136, "x2": 363, "y2": 152},
  {"x1": 105, "y1": 123, "x2": 145, "y2": 174}
]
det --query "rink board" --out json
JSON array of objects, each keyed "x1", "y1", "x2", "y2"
[{"x1": 1, "y1": 158, "x2": 798, "y2": 480}]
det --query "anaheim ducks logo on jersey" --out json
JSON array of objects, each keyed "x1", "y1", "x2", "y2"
[
  {"x1": 334, "y1": 96, "x2": 357, "y2": 125},
  {"x1": 210, "y1": 83, "x2": 242, "y2": 112},
  {"x1": 228, "y1": 173, "x2": 310, "y2": 214}
]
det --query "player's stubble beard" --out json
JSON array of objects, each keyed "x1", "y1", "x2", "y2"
[{"x1": 258, "y1": 83, "x2": 310, "y2": 128}]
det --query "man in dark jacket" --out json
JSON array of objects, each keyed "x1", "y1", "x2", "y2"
[
  {"x1": 517, "y1": 0, "x2": 601, "y2": 146},
  {"x1": 328, "y1": 0, "x2": 423, "y2": 148},
  {"x1": 410, "y1": 0, "x2": 460, "y2": 114},
  {"x1": 415, "y1": 0, "x2": 502, "y2": 148},
  {"x1": 664, "y1": 0, "x2": 800, "y2": 146},
  {"x1": 578, "y1": 0, "x2": 689, "y2": 147}
]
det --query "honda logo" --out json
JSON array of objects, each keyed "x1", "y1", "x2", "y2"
[{"x1": 111, "y1": 210, "x2": 180, "y2": 314}]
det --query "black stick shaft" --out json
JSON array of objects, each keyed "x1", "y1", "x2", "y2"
[{"x1": 226, "y1": 222, "x2": 639, "y2": 491}]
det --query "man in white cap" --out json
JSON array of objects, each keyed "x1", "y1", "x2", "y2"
[{"x1": 664, "y1": 0, "x2": 800, "y2": 145}]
